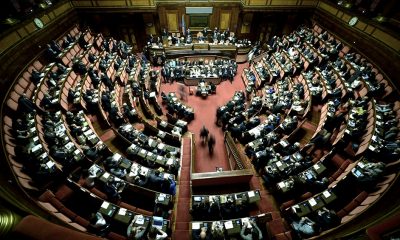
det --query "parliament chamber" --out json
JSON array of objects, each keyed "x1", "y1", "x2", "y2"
[{"x1": 0, "y1": 0, "x2": 400, "y2": 240}]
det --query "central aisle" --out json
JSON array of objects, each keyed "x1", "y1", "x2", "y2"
[{"x1": 159, "y1": 64, "x2": 247, "y2": 173}]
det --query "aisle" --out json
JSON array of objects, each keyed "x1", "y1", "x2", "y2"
[
  {"x1": 172, "y1": 136, "x2": 192, "y2": 240},
  {"x1": 158, "y1": 64, "x2": 247, "y2": 173}
]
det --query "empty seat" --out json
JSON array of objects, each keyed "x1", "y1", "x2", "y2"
[
  {"x1": 53, "y1": 212, "x2": 72, "y2": 223},
  {"x1": 360, "y1": 195, "x2": 380, "y2": 206},
  {"x1": 37, "y1": 201, "x2": 58, "y2": 213}
]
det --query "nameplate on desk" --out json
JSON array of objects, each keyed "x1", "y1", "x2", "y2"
[
  {"x1": 101, "y1": 201, "x2": 110, "y2": 209},
  {"x1": 194, "y1": 196, "x2": 201, "y2": 202}
]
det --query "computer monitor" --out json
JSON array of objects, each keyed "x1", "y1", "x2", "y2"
[{"x1": 152, "y1": 216, "x2": 164, "y2": 230}]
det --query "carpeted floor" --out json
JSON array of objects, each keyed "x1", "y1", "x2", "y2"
[{"x1": 158, "y1": 64, "x2": 247, "y2": 173}]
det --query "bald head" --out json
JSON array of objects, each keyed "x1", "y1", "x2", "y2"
[{"x1": 200, "y1": 230, "x2": 206, "y2": 239}]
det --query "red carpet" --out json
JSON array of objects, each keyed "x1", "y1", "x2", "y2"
[
  {"x1": 174, "y1": 137, "x2": 192, "y2": 238},
  {"x1": 158, "y1": 64, "x2": 247, "y2": 173}
]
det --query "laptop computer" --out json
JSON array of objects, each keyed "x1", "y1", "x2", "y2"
[{"x1": 152, "y1": 216, "x2": 164, "y2": 230}]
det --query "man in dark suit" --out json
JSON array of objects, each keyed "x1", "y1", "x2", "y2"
[{"x1": 18, "y1": 94, "x2": 36, "y2": 114}]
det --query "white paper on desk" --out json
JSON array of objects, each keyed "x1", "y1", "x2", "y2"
[
  {"x1": 224, "y1": 221, "x2": 234, "y2": 229},
  {"x1": 192, "y1": 222, "x2": 201, "y2": 230},
  {"x1": 278, "y1": 182, "x2": 285, "y2": 188},
  {"x1": 118, "y1": 208, "x2": 127, "y2": 215},
  {"x1": 309, "y1": 198, "x2": 317, "y2": 206},
  {"x1": 136, "y1": 215, "x2": 144, "y2": 224},
  {"x1": 46, "y1": 161, "x2": 55, "y2": 168},
  {"x1": 101, "y1": 201, "x2": 109, "y2": 209},
  {"x1": 158, "y1": 194, "x2": 166, "y2": 201},
  {"x1": 163, "y1": 173, "x2": 170, "y2": 179},
  {"x1": 248, "y1": 191, "x2": 255, "y2": 197},
  {"x1": 166, "y1": 158, "x2": 174, "y2": 165},
  {"x1": 194, "y1": 196, "x2": 201, "y2": 202},
  {"x1": 313, "y1": 164, "x2": 320, "y2": 170},
  {"x1": 323, "y1": 191, "x2": 331, "y2": 198},
  {"x1": 103, "y1": 172, "x2": 110, "y2": 178},
  {"x1": 113, "y1": 153, "x2": 122, "y2": 161},
  {"x1": 276, "y1": 161, "x2": 283, "y2": 167}
]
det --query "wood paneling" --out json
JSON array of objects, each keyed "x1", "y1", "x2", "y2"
[
  {"x1": 240, "y1": 13, "x2": 253, "y2": 34},
  {"x1": 219, "y1": 11, "x2": 231, "y2": 30},
  {"x1": 166, "y1": 11, "x2": 179, "y2": 31},
  {"x1": 248, "y1": 0, "x2": 267, "y2": 5}
]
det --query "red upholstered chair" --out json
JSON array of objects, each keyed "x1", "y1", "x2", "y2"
[
  {"x1": 12, "y1": 165, "x2": 31, "y2": 180},
  {"x1": 267, "y1": 218, "x2": 288, "y2": 238},
  {"x1": 37, "y1": 201, "x2": 58, "y2": 213},
  {"x1": 17, "y1": 177, "x2": 39, "y2": 192},
  {"x1": 348, "y1": 205, "x2": 369, "y2": 215},
  {"x1": 360, "y1": 195, "x2": 380, "y2": 206},
  {"x1": 377, "y1": 173, "x2": 396, "y2": 186},
  {"x1": 74, "y1": 216, "x2": 90, "y2": 228},
  {"x1": 342, "y1": 200, "x2": 359, "y2": 214},
  {"x1": 59, "y1": 207, "x2": 78, "y2": 221},
  {"x1": 336, "y1": 209, "x2": 347, "y2": 218},
  {"x1": 107, "y1": 231, "x2": 127, "y2": 240},
  {"x1": 354, "y1": 191, "x2": 368, "y2": 204},
  {"x1": 274, "y1": 231, "x2": 293, "y2": 240},
  {"x1": 13, "y1": 215, "x2": 103, "y2": 240},
  {"x1": 340, "y1": 214, "x2": 355, "y2": 224},
  {"x1": 55, "y1": 185, "x2": 74, "y2": 202}
]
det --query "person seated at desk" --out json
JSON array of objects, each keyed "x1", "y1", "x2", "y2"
[
  {"x1": 240, "y1": 219, "x2": 263, "y2": 240},
  {"x1": 314, "y1": 207, "x2": 340, "y2": 231},
  {"x1": 211, "y1": 221, "x2": 225, "y2": 240},
  {"x1": 193, "y1": 226, "x2": 211, "y2": 240},
  {"x1": 80, "y1": 168, "x2": 97, "y2": 188},
  {"x1": 103, "y1": 180, "x2": 122, "y2": 201},
  {"x1": 291, "y1": 216, "x2": 320, "y2": 238},
  {"x1": 354, "y1": 162, "x2": 385, "y2": 184},
  {"x1": 148, "y1": 170, "x2": 165, "y2": 191},
  {"x1": 127, "y1": 215, "x2": 148, "y2": 240},
  {"x1": 132, "y1": 174, "x2": 149, "y2": 187},
  {"x1": 147, "y1": 226, "x2": 168, "y2": 240},
  {"x1": 234, "y1": 198, "x2": 249, "y2": 217},
  {"x1": 161, "y1": 177, "x2": 176, "y2": 196},
  {"x1": 89, "y1": 212, "x2": 110, "y2": 236}
]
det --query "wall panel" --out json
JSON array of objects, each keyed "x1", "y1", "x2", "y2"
[
  {"x1": 166, "y1": 12, "x2": 179, "y2": 31},
  {"x1": 220, "y1": 11, "x2": 231, "y2": 30}
]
